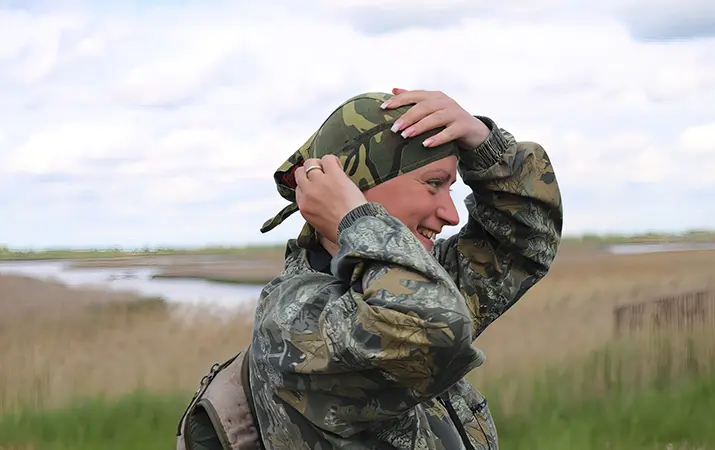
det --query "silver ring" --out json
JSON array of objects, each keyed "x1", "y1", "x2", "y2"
[{"x1": 304, "y1": 165, "x2": 323, "y2": 175}]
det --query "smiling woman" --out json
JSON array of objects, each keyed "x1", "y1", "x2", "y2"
[{"x1": 177, "y1": 88, "x2": 564, "y2": 450}]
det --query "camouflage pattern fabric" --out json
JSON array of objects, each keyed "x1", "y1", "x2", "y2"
[
  {"x1": 260, "y1": 92, "x2": 460, "y2": 246},
  {"x1": 250, "y1": 94, "x2": 563, "y2": 449}
]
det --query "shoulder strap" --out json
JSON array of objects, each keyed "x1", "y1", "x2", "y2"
[{"x1": 240, "y1": 344, "x2": 264, "y2": 449}]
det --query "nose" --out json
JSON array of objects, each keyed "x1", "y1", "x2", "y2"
[{"x1": 437, "y1": 192, "x2": 460, "y2": 227}]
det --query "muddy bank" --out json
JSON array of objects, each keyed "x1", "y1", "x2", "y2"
[
  {"x1": 148, "y1": 260, "x2": 284, "y2": 284},
  {"x1": 67, "y1": 254, "x2": 284, "y2": 284}
]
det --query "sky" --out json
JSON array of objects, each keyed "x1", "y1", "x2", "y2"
[{"x1": 1, "y1": 0, "x2": 714, "y2": 249}]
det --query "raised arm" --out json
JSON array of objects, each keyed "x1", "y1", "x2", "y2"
[
  {"x1": 254, "y1": 164, "x2": 487, "y2": 440},
  {"x1": 431, "y1": 115, "x2": 563, "y2": 337}
]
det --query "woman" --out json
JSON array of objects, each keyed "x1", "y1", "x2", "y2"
[{"x1": 253, "y1": 88, "x2": 563, "y2": 449}]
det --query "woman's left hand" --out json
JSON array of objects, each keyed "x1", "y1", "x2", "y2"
[{"x1": 381, "y1": 88, "x2": 490, "y2": 150}]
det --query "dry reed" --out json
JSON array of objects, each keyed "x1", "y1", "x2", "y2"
[
  {"x1": 0, "y1": 275, "x2": 255, "y2": 414},
  {"x1": 467, "y1": 249, "x2": 715, "y2": 417},
  {"x1": 1, "y1": 248, "x2": 714, "y2": 418}
]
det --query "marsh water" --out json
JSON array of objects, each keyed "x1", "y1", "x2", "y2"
[
  {"x1": 1, "y1": 242, "x2": 714, "y2": 308},
  {"x1": 0, "y1": 259, "x2": 265, "y2": 309}
]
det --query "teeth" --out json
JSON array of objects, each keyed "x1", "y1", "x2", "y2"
[{"x1": 418, "y1": 227, "x2": 436, "y2": 240}]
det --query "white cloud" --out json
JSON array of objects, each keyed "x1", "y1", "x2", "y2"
[
  {"x1": 1, "y1": 1, "x2": 714, "y2": 248},
  {"x1": 680, "y1": 123, "x2": 715, "y2": 155},
  {"x1": 0, "y1": 9, "x2": 89, "y2": 84},
  {"x1": 7, "y1": 120, "x2": 145, "y2": 175}
]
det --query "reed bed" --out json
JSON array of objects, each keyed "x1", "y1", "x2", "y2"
[
  {"x1": 0, "y1": 275, "x2": 255, "y2": 414},
  {"x1": 1, "y1": 248, "x2": 714, "y2": 449}
]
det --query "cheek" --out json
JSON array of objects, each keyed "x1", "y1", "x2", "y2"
[{"x1": 367, "y1": 192, "x2": 435, "y2": 225}]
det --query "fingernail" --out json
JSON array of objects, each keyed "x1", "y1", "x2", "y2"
[
  {"x1": 391, "y1": 120, "x2": 403, "y2": 133},
  {"x1": 401, "y1": 128, "x2": 413, "y2": 139},
  {"x1": 380, "y1": 101, "x2": 390, "y2": 109},
  {"x1": 423, "y1": 138, "x2": 433, "y2": 147}
]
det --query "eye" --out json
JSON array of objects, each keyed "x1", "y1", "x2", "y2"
[{"x1": 426, "y1": 178, "x2": 445, "y2": 188}]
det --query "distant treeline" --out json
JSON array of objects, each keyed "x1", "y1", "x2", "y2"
[{"x1": 1, "y1": 229, "x2": 714, "y2": 260}]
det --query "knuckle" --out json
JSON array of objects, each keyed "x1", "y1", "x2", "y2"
[{"x1": 433, "y1": 108, "x2": 449, "y2": 120}]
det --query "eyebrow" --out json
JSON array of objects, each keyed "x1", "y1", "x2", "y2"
[{"x1": 423, "y1": 169, "x2": 456, "y2": 184}]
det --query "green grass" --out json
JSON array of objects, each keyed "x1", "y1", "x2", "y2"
[
  {"x1": 1, "y1": 371, "x2": 713, "y2": 450},
  {"x1": 489, "y1": 372, "x2": 715, "y2": 450},
  {"x1": 0, "y1": 391, "x2": 188, "y2": 450}
]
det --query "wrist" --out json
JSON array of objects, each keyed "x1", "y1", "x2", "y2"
[
  {"x1": 458, "y1": 116, "x2": 491, "y2": 150},
  {"x1": 459, "y1": 115, "x2": 510, "y2": 171}
]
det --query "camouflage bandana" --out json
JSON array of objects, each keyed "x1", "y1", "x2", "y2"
[{"x1": 260, "y1": 92, "x2": 460, "y2": 246}]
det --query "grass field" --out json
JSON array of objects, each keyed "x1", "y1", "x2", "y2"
[{"x1": 1, "y1": 246, "x2": 714, "y2": 449}]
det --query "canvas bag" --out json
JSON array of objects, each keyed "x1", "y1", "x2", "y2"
[{"x1": 176, "y1": 345, "x2": 265, "y2": 450}]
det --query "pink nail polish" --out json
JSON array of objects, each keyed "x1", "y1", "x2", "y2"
[
  {"x1": 423, "y1": 138, "x2": 433, "y2": 147},
  {"x1": 391, "y1": 120, "x2": 402, "y2": 133}
]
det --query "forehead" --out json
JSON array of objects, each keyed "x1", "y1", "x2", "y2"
[
  {"x1": 374, "y1": 156, "x2": 458, "y2": 190},
  {"x1": 409, "y1": 155, "x2": 458, "y2": 177}
]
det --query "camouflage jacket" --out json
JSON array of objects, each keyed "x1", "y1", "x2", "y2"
[{"x1": 249, "y1": 117, "x2": 563, "y2": 449}]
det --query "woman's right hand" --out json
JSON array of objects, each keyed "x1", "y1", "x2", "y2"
[{"x1": 295, "y1": 155, "x2": 368, "y2": 244}]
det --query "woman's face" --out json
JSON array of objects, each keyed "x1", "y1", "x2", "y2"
[{"x1": 363, "y1": 155, "x2": 460, "y2": 250}]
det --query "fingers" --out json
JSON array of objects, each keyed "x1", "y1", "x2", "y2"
[
  {"x1": 381, "y1": 89, "x2": 430, "y2": 109},
  {"x1": 296, "y1": 158, "x2": 320, "y2": 186},
  {"x1": 399, "y1": 109, "x2": 451, "y2": 139},
  {"x1": 390, "y1": 101, "x2": 440, "y2": 134},
  {"x1": 319, "y1": 154, "x2": 342, "y2": 174},
  {"x1": 294, "y1": 165, "x2": 308, "y2": 187},
  {"x1": 295, "y1": 183, "x2": 304, "y2": 204},
  {"x1": 382, "y1": 90, "x2": 455, "y2": 135},
  {"x1": 382, "y1": 89, "x2": 451, "y2": 111},
  {"x1": 303, "y1": 158, "x2": 325, "y2": 178},
  {"x1": 422, "y1": 124, "x2": 461, "y2": 148}
]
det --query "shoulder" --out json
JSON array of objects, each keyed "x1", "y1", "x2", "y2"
[{"x1": 258, "y1": 240, "x2": 346, "y2": 309}]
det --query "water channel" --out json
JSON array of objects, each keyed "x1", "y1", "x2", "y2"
[
  {"x1": 1, "y1": 242, "x2": 713, "y2": 309},
  {"x1": 0, "y1": 259, "x2": 265, "y2": 309}
]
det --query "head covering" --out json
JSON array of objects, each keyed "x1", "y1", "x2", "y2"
[{"x1": 260, "y1": 92, "x2": 459, "y2": 246}]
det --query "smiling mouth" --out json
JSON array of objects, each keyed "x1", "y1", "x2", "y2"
[{"x1": 417, "y1": 226, "x2": 438, "y2": 241}]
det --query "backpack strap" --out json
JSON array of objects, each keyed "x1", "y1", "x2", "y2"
[
  {"x1": 240, "y1": 344, "x2": 264, "y2": 449},
  {"x1": 176, "y1": 345, "x2": 265, "y2": 450}
]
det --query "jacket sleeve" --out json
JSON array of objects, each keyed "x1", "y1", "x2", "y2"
[
  {"x1": 262, "y1": 202, "x2": 487, "y2": 438},
  {"x1": 431, "y1": 115, "x2": 563, "y2": 338}
]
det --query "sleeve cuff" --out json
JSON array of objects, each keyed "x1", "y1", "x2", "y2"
[
  {"x1": 337, "y1": 202, "x2": 389, "y2": 239},
  {"x1": 460, "y1": 115, "x2": 510, "y2": 171}
]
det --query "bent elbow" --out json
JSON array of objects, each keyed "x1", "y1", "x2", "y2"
[{"x1": 329, "y1": 303, "x2": 480, "y2": 393}]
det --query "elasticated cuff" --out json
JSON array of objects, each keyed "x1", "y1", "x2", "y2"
[
  {"x1": 460, "y1": 115, "x2": 510, "y2": 171},
  {"x1": 337, "y1": 202, "x2": 389, "y2": 239}
]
